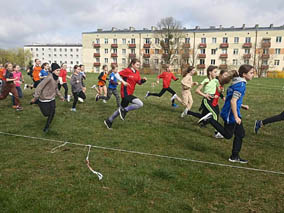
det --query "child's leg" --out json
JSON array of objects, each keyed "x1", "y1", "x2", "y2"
[
  {"x1": 72, "y1": 92, "x2": 79, "y2": 108},
  {"x1": 124, "y1": 98, "x2": 143, "y2": 112},
  {"x1": 262, "y1": 111, "x2": 284, "y2": 125},
  {"x1": 78, "y1": 91, "x2": 86, "y2": 100},
  {"x1": 63, "y1": 83, "x2": 68, "y2": 99},
  {"x1": 45, "y1": 101, "x2": 56, "y2": 130},
  {"x1": 10, "y1": 85, "x2": 20, "y2": 106},
  {"x1": 103, "y1": 86, "x2": 107, "y2": 97},
  {"x1": 231, "y1": 123, "x2": 245, "y2": 158},
  {"x1": 148, "y1": 88, "x2": 167, "y2": 97},
  {"x1": 98, "y1": 86, "x2": 103, "y2": 95},
  {"x1": 208, "y1": 119, "x2": 235, "y2": 139},
  {"x1": 0, "y1": 83, "x2": 10, "y2": 100},
  {"x1": 113, "y1": 89, "x2": 121, "y2": 107}
]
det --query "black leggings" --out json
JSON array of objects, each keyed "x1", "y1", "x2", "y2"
[
  {"x1": 58, "y1": 83, "x2": 68, "y2": 99},
  {"x1": 72, "y1": 91, "x2": 86, "y2": 108},
  {"x1": 38, "y1": 100, "x2": 56, "y2": 129},
  {"x1": 262, "y1": 111, "x2": 284, "y2": 125},
  {"x1": 148, "y1": 87, "x2": 176, "y2": 104}
]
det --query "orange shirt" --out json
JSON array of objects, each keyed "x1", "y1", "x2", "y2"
[
  {"x1": 98, "y1": 72, "x2": 108, "y2": 86},
  {"x1": 33, "y1": 66, "x2": 42, "y2": 81},
  {"x1": 0, "y1": 68, "x2": 5, "y2": 80}
]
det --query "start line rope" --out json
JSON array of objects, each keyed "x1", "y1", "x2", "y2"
[{"x1": 0, "y1": 131, "x2": 284, "y2": 177}]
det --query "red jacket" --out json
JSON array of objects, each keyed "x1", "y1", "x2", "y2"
[
  {"x1": 158, "y1": 72, "x2": 177, "y2": 88},
  {"x1": 59, "y1": 69, "x2": 67, "y2": 83},
  {"x1": 119, "y1": 68, "x2": 142, "y2": 98}
]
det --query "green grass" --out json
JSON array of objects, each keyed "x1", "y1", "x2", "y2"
[{"x1": 0, "y1": 72, "x2": 283, "y2": 212}]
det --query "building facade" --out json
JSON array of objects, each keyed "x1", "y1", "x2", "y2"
[
  {"x1": 82, "y1": 25, "x2": 284, "y2": 76},
  {"x1": 24, "y1": 44, "x2": 82, "y2": 72}
]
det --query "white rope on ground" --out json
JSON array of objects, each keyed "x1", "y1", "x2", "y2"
[
  {"x1": 85, "y1": 145, "x2": 103, "y2": 180},
  {"x1": 0, "y1": 131, "x2": 284, "y2": 176},
  {"x1": 50, "y1": 142, "x2": 68, "y2": 153}
]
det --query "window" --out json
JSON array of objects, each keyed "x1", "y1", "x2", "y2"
[
  {"x1": 59, "y1": 54, "x2": 62, "y2": 57},
  {"x1": 42, "y1": 53, "x2": 44, "y2": 56},
  {"x1": 96, "y1": 38, "x2": 100, "y2": 44},
  {"x1": 262, "y1": 60, "x2": 268, "y2": 65},
  {"x1": 113, "y1": 58, "x2": 117, "y2": 63},
  {"x1": 113, "y1": 48, "x2": 117, "y2": 54},
  {"x1": 233, "y1": 59, "x2": 238, "y2": 65},
  {"x1": 245, "y1": 37, "x2": 251, "y2": 43},
  {"x1": 105, "y1": 49, "x2": 108, "y2": 54},
  {"x1": 185, "y1": 38, "x2": 190, "y2": 44},
  {"x1": 200, "y1": 59, "x2": 205, "y2": 64},
  {"x1": 275, "y1": 48, "x2": 281, "y2": 54},
  {"x1": 76, "y1": 55, "x2": 79, "y2": 58},
  {"x1": 222, "y1": 49, "x2": 227, "y2": 54},
  {"x1": 31, "y1": 48, "x2": 33, "y2": 51},
  {"x1": 65, "y1": 54, "x2": 67, "y2": 57},
  {"x1": 122, "y1": 58, "x2": 126, "y2": 64},
  {"x1": 145, "y1": 38, "x2": 151, "y2": 44},
  {"x1": 201, "y1": 38, "x2": 206, "y2": 43},
  {"x1": 154, "y1": 59, "x2": 159, "y2": 65},
  {"x1": 60, "y1": 61, "x2": 62, "y2": 64},
  {"x1": 122, "y1": 49, "x2": 126, "y2": 54},
  {"x1": 211, "y1": 49, "x2": 216, "y2": 55},
  {"x1": 59, "y1": 48, "x2": 62, "y2": 52},
  {"x1": 244, "y1": 59, "x2": 249, "y2": 64},
  {"x1": 212, "y1": 37, "x2": 217, "y2": 43},
  {"x1": 233, "y1": 49, "x2": 239, "y2": 55},
  {"x1": 76, "y1": 61, "x2": 79, "y2": 64},
  {"x1": 96, "y1": 48, "x2": 100, "y2": 53},
  {"x1": 65, "y1": 48, "x2": 67, "y2": 52},
  {"x1": 113, "y1": 38, "x2": 117, "y2": 44},
  {"x1": 245, "y1": 49, "x2": 250, "y2": 54},
  {"x1": 48, "y1": 54, "x2": 51, "y2": 57},
  {"x1": 221, "y1": 59, "x2": 227, "y2": 64},
  {"x1": 54, "y1": 48, "x2": 56, "y2": 52},
  {"x1": 145, "y1": 49, "x2": 150, "y2": 54},
  {"x1": 155, "y1": 49, "x2": 159, "y2": 54},
  {"x1": 104, "y1": 38, "x2": 108, "y2": 44},
  {"x1": 263, "y1": 49, "x2": 268, "y2": 54},
  {"x1": 131, "y1": 49, "x2": 135, "y2": 54},
  {"x1": 276, "y1": 36, "x2": 282, "y2": 43},
  {"x1": 54, "y1": 54, "x2": 57, "y2": 57},
  {"x1": 122, "y1": 39, "x2": 126, "y2": 44},
  {"x1": 131, "y1": 38, "x2": 135, "y2": 44},
  {"x1": 36, "y1": 48, "x2": 38, "y2": 51},
  {"x1": 175, "y1": 49, "x2": 178, "y2": 54},
  {"x1": 144, "y1": 58, "x2": 150, "y2": 64},
  {"x1": 155, "y1": 38, "x2": 160, "y2": 44},
  {"x1": 274, "y1": 60, "x2": 280, "y2": 66},
  {"x1": 42, "y1": 48, "x2": 44, "y2": 51},
  {"x1": 223, "y1": 37, "x2": 228, "y2": 43},
  {"x1": 200, "y1": 49, "x2": 205, "y2": 54},
  {"x1": 234, "y1": 37, "x2": 239, "y2": 44},
  {"x1": 96, "y1": 67, "x2": 100, "y2": 72},
  {"x1": 70, "y1": 49, "x2": 73, "y2": 52},
  {"x1": 211, "y1": 59, "x2": 215, "y2": 65},
  {"x1": 96, "y1": 58, "x2": 100, "y2": 62},
  {"x1": 76, "y1": 49, "x2": 79, "y2": 52},
  {"x1": 70, "y1": 54, "x2": 73, "y2": 58},
  {"x1": 105, "y1": 58, "x2": 108, "y2": 63}
]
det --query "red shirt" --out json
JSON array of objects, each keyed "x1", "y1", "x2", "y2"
[
  {"x1": 119, "y1": 68, "x2": 142, "y2": 98},
  {"x1": 0, "y1": 68, "x2": 6, "y2": 80},
  {"x1": 158, "y1": 72, "x2": 177, "y2": 88},
  {"x1": 59, "y1": 69, "x2": 67, "y2": 83},
  {"x1": 212, "y1": 85, "x2": 224, "y2": 107}
]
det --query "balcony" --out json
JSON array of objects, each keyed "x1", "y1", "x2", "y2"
[
  {"x1": 111, "y1": 44, "x2": 118, "y2": 48},
  {"x1": 243, "y1": 43, "x2": 252, "y2": 48},
  {"x1": 162, "y1": 53, "x2": 169, "y2": 58},
  {"x1": 143, "y1": 54, "x2": 150, "y2": 58},
  {"x1": 243, "y1": 54, "x2": 251, "y2": 59},
  {"x1": 182, "y1": 53, "x2": 190, "y2": 58},
  {"x1": 93, "y1": 44, "x2": 100, "y2": 48},
  {"x1": 261, "y1": 65, "x2": 269, "y2": 70},
  {"x1": 198, "y1": 54, "x2": 206, "y2": 58},
  {"x1": 220, "y1": 43, "x2": 229, "y2": 48},
  {"x1": 219, "y1": 64, "x2": 228, "y2": 70},
  {"x1": 143, "y1": 43, "x2": 151, "y2": 48},
  {"x1": 261, "y1": 42, "x2": 271, "y2": 48},
  {"x1": 128, "y1": 44, "x2": 136, "y2": 48},
  {"x1": 143, "y1": 63, "x2": 150, "y2": 67},
  {"x1": 129, "y1": 53, "x2": 136, "y2": 58},
  {"x1": 93, "y1": 62, "x2": 101, "y2": 67},
  {"x1": 199, "y1": 43, "x2": 207, "y2": 48},
  {"x1": 161, "y1": 64, "x2": 168, "y2": 69},
  {"x1": 262, "y1": 54, "x2": 270, "y2": 59},
  {"x1": 197, "y1": 64, "x2": 206, "y2": 69},
  {"x1": 111, "y1": 53, "x2": 118, "y2": 57},
  {"x1": 220, "y1": 54, "x2": 228, "y2": 58},
  {"x1": 111, "y1": 63, "x2": 118, "y2": 66},
  {"x1": 184, "y1": 43, "x2": 191, "y2": 48},
  {"x1": 93, "y1": 53, "x2": 100, "y2": 57}
]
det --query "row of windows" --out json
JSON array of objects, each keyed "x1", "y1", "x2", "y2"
[
  {"x1": 34, "y1": 53, "x2": 80, "y2": 58},
  {"x1": 199, "y1": 59, "x2": 281, "y2": 66},
  {"x1": 93, "y1": 36, "x2": 283, "y2": 45},
  {"x1": 37, "y1": 59, "x2": 80, "y2": 65},
  {"x1": 30, "y1": 48, "x2": 80, "y2": 52}
]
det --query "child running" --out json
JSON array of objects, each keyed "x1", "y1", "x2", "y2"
[
  {"x1": 58, "y1": 63, "x2": 70, "y2": 101},
  {"x1": 70, "y1": 65, "x2": 86, "y2": 112},
  {"x1": 0, "y1": 63, "x2": 5, "y2": 94},
  {"x1": 145, "y1": 64, "x2": 182, "y2": 107},
  {"x1": 0, "y1": 63, "x2": 23, "y2": 111},
  {"x1": 97, "y1": 65, "x2": 109, "y2": 103},
  {"x1": 180, "y1": 66, "x2": 199, "y2": 117},
  {"x1": 32, "y1": 59, "x2": 42, "y2": 88},
  {"x1": 254, "y1": 111, "x2": 284, "y2": 134},
  {"x1": 39, "y1": 63, "x2": 49, "y2": 81},
  {"x1": 31, "y1": 63, "x2": 64, "y2": 133},
  {"x1": 198, "y1": 65, "x2": 254, "y2": 163},
  {"x1": 104, "y1": 58, "x2": 147, "y2": 129},
  {"x1": 96, "y1": 63, "x2": 127, "y2": 107},
  {"x1": 11, "y1": 65, "x2": 24, "y2": 108}
]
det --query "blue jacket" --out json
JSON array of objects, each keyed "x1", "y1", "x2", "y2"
[
  {"x1": 220, "y1": 77, "x2": 247, "y2": 124},
  {"x1": 108, "y1": 72, "x2": 118, "y2": 89}
]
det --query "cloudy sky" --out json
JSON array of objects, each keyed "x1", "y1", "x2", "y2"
[{"x1": 1, "y1": 0, "x2": 284, "y2": 48}]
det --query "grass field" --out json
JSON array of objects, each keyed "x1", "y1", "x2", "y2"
[{"x1": 0, "y1": 72, "x2": 283, "y2": 212}]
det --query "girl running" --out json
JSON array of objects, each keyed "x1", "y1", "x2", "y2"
[
  {"x1": 97, "y1": 65, "x2": 109, "y2": 103},
  {"x1": 0, "y1": 63, "x2": 5, "y2": 94},
  {"x1": 31, "y1": 63, "x2": 64, "y2": 133},
  {"x1": 180, "y1": 66, "x2": 199, "y2": 117},
  {"x1": 32, "y1": 59, "x2": 42, "y2": 88},
  {"x1": 11, "y1": 65, "x2": 24, "y2": 108},
  {"x1": 39, "y1": 63, "x2": 49, "y2": 81},
  {"x1": 198, "y1": 65, "x2": 254, "y2": 163},
  {"x1": 70, "y1": 65, "x2": 86, "y2": 112},
  {"x1": 254, "y1": 112, "x2": 284, "y2": 134},
  {"x1": 145, "y1": 64, "x2": 182, "y2": 107},
  {"x1": 0, "y1": 63, "x2": 22, "y2": 111},
  {"x1": 58, "y1": 63, "x2": 69, "y2": 101},
  {"x1": 104, "y1": 58, "x2": 146, "y2": 129}
]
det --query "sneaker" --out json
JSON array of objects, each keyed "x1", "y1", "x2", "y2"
[
  {"x1": 16, "y1": 106, "x2": 23, "y2": 111},
  {"x1": 67, "y1": 95, "x2": 71, "y2": 102},
  {"x1": 103, "y1": 100, "x2": 107, "y2": 103},
  {"x1": 9, "y1": 92, "x2": 13, "y2": 96},
  {"x1": 172, "y1": 103, "x2": 178, "y2": 108},
  {"x1": 170, "y1": 94, "x2": 177, "y2": 101},
  {"x1": 70, "y1": 108, "x2": 76, "y2": 112},
  {"x1": 181, "y1": 109, "x2": 188, "y2": 118},
  {"x1": 228, "y1": 156, "x2": 248, "y2": 164},
  {"x1": 215, "y1": 132, "x2": 224, "y2": 139},
  {"x1": 78, "y1": 97, "x2": 84, "y2": 103},
  {"x1": 95, "y1": 94, "x2": 100, "y2": 102},
  {"x1": 91, "y1": 84, "x2": 97, "y2": 89},
  {"x1": 254, "y1": 120, "x2": 262, "y2": 134},
  {"x1": 104, "y1": 119, "x2": 112, "y2": 130},
  {"x1": 119, "y1": 107, "x2": 127, "y2": 121},
  {"x1": 43, "y1": 127, "x2": 49, "y2": 133},
  {"x1": 198, "y1": 112, "x2": 212, "y2": 124},
  {"x1": 145, "y1": 91, "x2": 150, "y2": 98},
  {"x1": 24, "y1": 84, "x2": 28, "y2": 90}
]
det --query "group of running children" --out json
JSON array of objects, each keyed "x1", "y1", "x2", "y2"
[{"x1": 0, "y1": 58, "x2": 283, "y2": 163}]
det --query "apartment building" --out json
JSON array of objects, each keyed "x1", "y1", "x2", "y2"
[
  {"x1": 82, "y1": 25, "x2": 284, "y2": 75},
  {"x1": 24, "y1": 44, "x2": 82, "y2": 72}
]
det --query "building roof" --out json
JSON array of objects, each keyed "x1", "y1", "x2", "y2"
[{"x1": 24, "y1": 44, "x2": 82, "y2": 47}]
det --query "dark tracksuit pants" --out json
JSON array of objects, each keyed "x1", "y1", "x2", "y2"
[
  {"x1": 58, "y1": 83, "x2": 68, "y2": 99},
  {"x1": 99, "y1": 87, "x2": 120, "y2": 107},
  {"x1": 262, "y1": 111, "x2": 284, "y2": 125},
  {"x1": 38, "y1": 100, "x2": 56, "y2": 129},
  {"x1": 72, "y1": 91, "x2": 86, "y2": 108},
  {"x1": 0, "y1": 83, "x2": 20, "y2": 106},
  {"x1": 148, "y1": 87, "x2": 176, "y2": 105}
]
